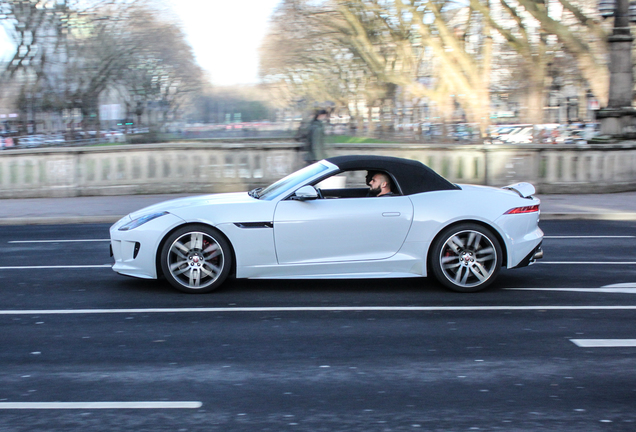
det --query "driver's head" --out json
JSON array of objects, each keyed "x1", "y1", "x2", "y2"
[{"x1": 369, "y1": 172, "x2": 392, "y2": 196}]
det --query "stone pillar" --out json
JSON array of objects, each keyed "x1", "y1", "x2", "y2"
[{"x1": 597, "y1": 0, "x2": 636, "y2": 136}]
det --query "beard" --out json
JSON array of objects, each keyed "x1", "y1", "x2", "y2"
[{"x1": 369, "y1": 187, "x2": 381, "y2": 196}]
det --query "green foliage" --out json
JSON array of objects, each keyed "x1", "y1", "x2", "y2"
[
  {"x1": 126, "y1": 132, "x2": 177, "y2": 144},
  {"x1": 325, "y1": 135, "x2": 393, "y2": 144}
]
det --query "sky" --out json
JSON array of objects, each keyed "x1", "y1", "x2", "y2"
[
  {"x1": 0, "y1": 0, "x2": 283, "y2": 87},
  {"x1": 0, "y1": 25, "x2": 10, "y2": 63},
  {"x1": 167, "y1": 0, "x2": 282, "y2": 86}
]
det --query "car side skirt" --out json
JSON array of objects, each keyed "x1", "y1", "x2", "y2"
[
  {"x1": 248, "y1": 273, "x2": 422, "y2": 280},
  {"x1": 236, "y1": 251, "x2": 425, "y2": 279}
]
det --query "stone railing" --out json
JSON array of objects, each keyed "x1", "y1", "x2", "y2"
[
  {"x1": 333, "y1": 142, "x2": 636, "y2": 194},
  {"x1": 0, "y1": 141, "x2": 635, "y2": 198}
]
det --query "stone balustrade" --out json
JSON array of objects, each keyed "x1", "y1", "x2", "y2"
[
  {"x1": 338, "y1": 142, "x2": 636, "y2": 193},
  {"x1": 0, "y1": 141, "x2": 635, "y2": 198}
]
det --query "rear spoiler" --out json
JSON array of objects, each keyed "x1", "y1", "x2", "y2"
[{"x1": 503, "y1": 182, "x2": 536, "y2": 198}]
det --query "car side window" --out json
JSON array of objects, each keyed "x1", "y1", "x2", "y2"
[{"x1": 315, "y1": 170, "x2": 400, "y2": 198}]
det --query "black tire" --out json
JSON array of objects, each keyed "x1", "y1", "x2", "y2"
[
  {"x1": 430, "y1": 223, "x2": 503, "y2": 293},
  {"x1": 160, "y1": 224, "x2": 232, "y2": 293}
]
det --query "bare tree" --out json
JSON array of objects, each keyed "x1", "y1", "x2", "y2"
[
  {"x1": 1, "y1": 0, "x2": 203, "y2": 134},
  {"x1": 260, "y1": 0, "x2": 613, "y2": 133},
  {"x1": 0, "y1": 0, "x2": 117, "y2": 79},
  {"x1": 116, "y1": 5, "x2": 202, "y2": 127},
  {"x1": 514, "y1": 0, "x2": 609, "y2": 106},
  {"x1": 470, "y1": 0, "x2": 609, "y2": 122},
  {"x1": 261, "y1": 0, "x2": 495, "y2": 135},
  {"x1": 260, "y1": 0, "x2": 399, "y2": 132}
]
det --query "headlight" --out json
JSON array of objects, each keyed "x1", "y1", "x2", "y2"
[{"x1": 118, "y1": 211, "x2": 169, "y2": 231}]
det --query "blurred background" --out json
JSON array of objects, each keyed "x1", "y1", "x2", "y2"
[{"x1": 0, "y1": 0, "x2": 625, "y2": 148}]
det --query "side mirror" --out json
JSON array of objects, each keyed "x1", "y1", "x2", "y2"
[{"x1": 292, "y1": 185, "x2": 319, "y2": 201}]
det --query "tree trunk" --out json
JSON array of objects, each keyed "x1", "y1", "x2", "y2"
[
  {"x1": 524, "y1": 83, "x2": 546, "y2": 125},
  {"x1": 367, "y1": 106, "x2": 375, "y2": 133}
]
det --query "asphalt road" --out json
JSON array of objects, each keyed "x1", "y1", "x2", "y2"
[{"x1": 0, "y1": 221, "x2": 635, "y2": 431}]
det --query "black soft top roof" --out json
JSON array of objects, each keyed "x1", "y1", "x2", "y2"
[{"x1": 325, "y1": 155, "x2": 459, "y2": 195}]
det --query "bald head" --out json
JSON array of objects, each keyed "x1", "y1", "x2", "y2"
[{"x1": 369, "y1": 172, "x2": 392, "y2": 196}]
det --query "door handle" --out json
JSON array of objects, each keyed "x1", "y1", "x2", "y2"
[{"x1": 382, "y1": 212, "x2": 401, "y2": 217}]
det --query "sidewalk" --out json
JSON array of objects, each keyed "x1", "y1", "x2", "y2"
[
  {"x1": 537, "y1": 192, "x2": 636, "y2": 221},
  {"x1": 0, "y1": 192, "x2": 636, "y2": 225}
]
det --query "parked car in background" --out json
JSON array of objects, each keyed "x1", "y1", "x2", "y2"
[
  {"x1": 562, "y1": 130, "x2": 586, "y2": 145},
  {"x1": 501, "y1": 126, "x2": 533, "y2": 144},
  {"x1": 0, "y1": 136, "x2": 14, "y2": 149},
  {"x1": 17, "y1": 135, "x2": 44, "y2": 148},
  {"x1": 489, "y1": 124, "x2": 532, "y2": 144},
  {"x1": 46, "y1": 134, "x2": 65, "y2": 144},
  {"x1": 104, "y1": 130, "x2": 125, "y2": 142}
]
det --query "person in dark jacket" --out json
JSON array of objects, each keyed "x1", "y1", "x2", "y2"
[{"x1": 303, "y1": 109, "x2": 329, "y2": 164}]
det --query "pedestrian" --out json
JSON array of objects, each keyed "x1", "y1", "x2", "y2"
[{"x1": 303, "y1": 109, "x2": 329, "y2": 164}]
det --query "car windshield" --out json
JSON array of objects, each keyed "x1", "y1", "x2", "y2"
[{"x1": 257, "y1": 162, "x2": 331, "y2": 201}]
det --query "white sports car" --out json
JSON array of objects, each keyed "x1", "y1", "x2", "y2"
[{"x1": 110, "y1": 155, "x2": 543, "y2": 293}]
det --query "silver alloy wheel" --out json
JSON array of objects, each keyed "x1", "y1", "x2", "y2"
[
  {"x1": 166, "y1": 231, "x2": 224, "y2": 289},
  {"x1": 438, "y1": 229, "x2": 498, "y2": 289}
]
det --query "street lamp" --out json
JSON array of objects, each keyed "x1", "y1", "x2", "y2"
[{"x1": 597, "y1": 0, "x2": 636, "y2": 136}]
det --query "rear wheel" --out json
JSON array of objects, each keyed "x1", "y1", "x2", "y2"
[
  {"x1": 430, "y1": 223, "x2": 502, "y2": 293},
  {"x1": 160, "y1": 225, "x2": 232, "y2": 293}
]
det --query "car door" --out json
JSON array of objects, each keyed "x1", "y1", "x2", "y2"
[{"x1": 273, "y1": 195, "x2": 414, "y2": 264}]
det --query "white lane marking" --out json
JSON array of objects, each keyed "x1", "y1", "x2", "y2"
[
  {"x1": 571, "y1": 339, "x2": 636, "y2": 348},
  {"x1": 540, "y1": 262, "x2": 636, "y2": 265},
  {"x1": 8, "y1": 236, "x2": 632, "y2": 243},
  {"x1": 1, "y1": 306, "x2": 636, "y2": 315},
  {"x1": 0, "y1": 265, "x2": 111, "y2": 270},
  {"x1": 603, "y1": 283, "x2": 636, "y2": 288},
  {"x1": 8, "y1": 239, "x2": 110, "y2": 244},
  {"x1": 506, "y1": 287, "x2": 636, "y2": 294},
  {"x1": 10, "y1": 263, "x2": 629, "y2": 268},
  {"x1": 0, "y1": 402, "x2": 202, "y2": 410},
  {"x1": 544, "y1": 235, "x2": 635, "y2": 239}
]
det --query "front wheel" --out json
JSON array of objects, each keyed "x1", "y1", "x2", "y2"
[
  {"x1": 160, "y1": 225, "x2": 232, "y2": 293},
  {"x1": 430, "y1": 223, "x2": 502, "y2": 293}
]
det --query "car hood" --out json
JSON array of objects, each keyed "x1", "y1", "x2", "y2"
[{"x1": 128, "y1": 192, "x2": 253, "y2": 220}]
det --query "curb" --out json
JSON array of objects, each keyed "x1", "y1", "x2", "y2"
[{"x1": 1, "y1": 213, "x2": 636, "y2": 226}]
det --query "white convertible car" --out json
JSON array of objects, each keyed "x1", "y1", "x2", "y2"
[{"x1": 110, "y1": 155, "x2": 543, "y2": 293}]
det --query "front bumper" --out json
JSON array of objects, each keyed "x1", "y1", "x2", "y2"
[{"x1": 110, "y1": 213, "x2": 185, "y2": 280}]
